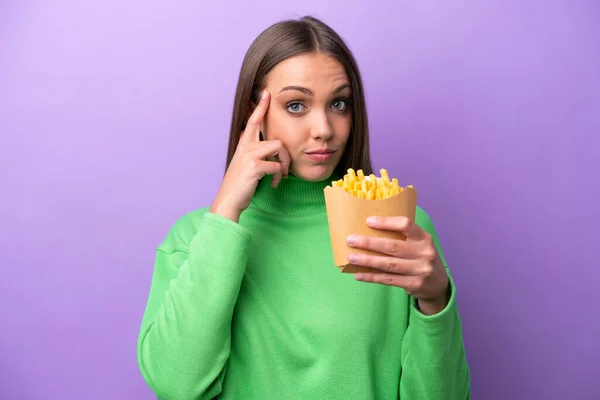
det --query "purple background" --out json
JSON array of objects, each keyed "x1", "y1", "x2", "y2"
[{"x1": 1, "y1": 1, "x2": 599, "y2": 399}]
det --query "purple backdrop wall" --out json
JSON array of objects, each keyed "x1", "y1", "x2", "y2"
[{"x1": 1, "y1": 1, "x2": 599, "y2": 399}]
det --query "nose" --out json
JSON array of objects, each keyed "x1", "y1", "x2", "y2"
[{"x1": 310, "y1": 110, "x2": 334, "y2": 141}]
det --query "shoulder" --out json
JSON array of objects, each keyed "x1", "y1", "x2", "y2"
[{"x1": 157, "y1": 206, "x2": 211, "y2": 253}]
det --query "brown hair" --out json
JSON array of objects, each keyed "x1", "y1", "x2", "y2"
[{"x1": 225, "y1": 15, "x2": 373, "y2": 176}]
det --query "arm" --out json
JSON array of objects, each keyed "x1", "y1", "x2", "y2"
[
  {"x1": 136, "y1": 211, "x2": 250, "y2": 400},
  {"x1": 399, "y1": 208, "x2": 471, "y2": 399}
]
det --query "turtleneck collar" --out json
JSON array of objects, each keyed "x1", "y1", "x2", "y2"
[{"x1": 250, "y1": 172, "x2": 340, "y2": 217}]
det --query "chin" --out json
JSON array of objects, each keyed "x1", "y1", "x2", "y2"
[{"x1": 291, "y1": 164, "x2": 336, "y2": 182}]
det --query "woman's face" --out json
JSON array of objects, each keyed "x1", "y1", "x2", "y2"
[{"x1": 260, "y1": 52, "x2": 352, "y2": 182}]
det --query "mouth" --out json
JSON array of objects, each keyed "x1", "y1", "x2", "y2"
[
  {"x1": 305, "y1": 148, "x2": 336, "y2": 155},
  {"x1": 305, "y1": 148, "x2": 337, "y2": 163}
]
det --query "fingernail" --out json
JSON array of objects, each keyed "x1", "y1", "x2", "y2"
[
  {"x1": 366, "y1": 217, "x2": 377, "y2": 226},
  {"x1": 348, "y1": 254, "x2": 359, "y2": 263},
  {"x1": 346, "y1": 235, "x2": 358, "y2": 245},
  {"x1": 261, "y1": 90, "x2": 268, "y2": 100}
]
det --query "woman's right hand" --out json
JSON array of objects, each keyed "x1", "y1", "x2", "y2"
[{"x1": 210, "y1": 90, "x2": 291, "y2": 223}]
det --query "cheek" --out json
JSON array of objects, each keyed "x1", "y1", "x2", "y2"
[
  {"x1": 263, "y1": 109, "x2": 284, "y2": 139},
  {"x1": 264, "y1": 110, "x2": 304, "y2": 147},
  {"x1": 332, "y1": 113, "x2": 352, "y2": 142}
]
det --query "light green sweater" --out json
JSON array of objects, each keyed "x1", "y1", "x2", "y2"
[{"x1": 137, "y1": 174, "x2": 470, "y2": 399}]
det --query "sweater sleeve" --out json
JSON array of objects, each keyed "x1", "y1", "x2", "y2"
[
  {"x1": 137, "y1": 211, "x2": 251, "y2": 400},
  {"x1": 398, "y1": 208, "x2": 471, "y2": 399}
]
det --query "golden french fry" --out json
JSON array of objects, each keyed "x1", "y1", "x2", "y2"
[
  {"x1": 331, "y1": 168, "x2": 411, "y2": 200},
  {"x1": 348, "y1": 168, "x2": 356, "y2": 181}
]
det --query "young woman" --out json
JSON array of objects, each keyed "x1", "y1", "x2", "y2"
[{"x1": 137, "y1": 16, "x2": 470, "y2": 400}]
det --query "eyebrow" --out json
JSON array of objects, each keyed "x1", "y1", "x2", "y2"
[{"x1": 279, "y1": 83, "x2": 351, "y2": 96}]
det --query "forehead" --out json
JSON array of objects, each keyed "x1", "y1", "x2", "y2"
[{"x1": 265, "y1": 52, "x2": 349, "y2": 91}]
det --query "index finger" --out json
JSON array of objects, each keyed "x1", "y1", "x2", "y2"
[
  {"x1": 275, "y1": 144, "x2": 291, "y2": 178},
  {"x1": 240, "y1": 90, "x2": 270, "y2": 144},
  {"x1": 365, "y1": 216, "x2": 425, "y2": 240}
]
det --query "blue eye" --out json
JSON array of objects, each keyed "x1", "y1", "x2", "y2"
[
  {"x1": 286, "y1": 102, "x2": 305, "y2": 113},
  {"x1": 331, "y1": 99, "x2": 347, "y2": 111}
]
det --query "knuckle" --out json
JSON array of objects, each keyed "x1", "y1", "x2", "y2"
[
  {"x1": 386, "y1": 259, "x2": 397, "y2": 272},
  {"x1": 421, "y1": 246, "x2": 436, "y2": 262},
  {"x1": 242, "y1": 141, "x2": 255, "y2": 152},
  {"x1": 420, "y1": 263, "x2": 434, "y2": 276},
  {"x1": 386, "y1": 240, "x2": 400, "y2": 254},
  {"x1": 246, "y1": 116, "x2": 257, "y2": 127},
  {"x1": 359, "y1": 236, "x2": 368, "y2": 248},
  {"x1": 248, "y1": 158, "x2": 259, "y2": 170},
  {"x1": 423, "y1": 233, "x2": 434, "y2": 246},
  {"x1": 400, "y1": 217, "x2": 411, "y2": 230},
  {"x1": 380, "y1": 276, "x2": 395, "y2": 285},
  {"x1": 411, "y1": 277, "x2": 425, "y2": 292}
]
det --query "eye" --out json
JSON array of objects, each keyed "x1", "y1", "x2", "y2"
[
  {"x1": 286, "y1": 102, "x2": 306, "y2": 114},
  {"x1": 331, "y1": 99, "x2": 348, "y2": 112}
]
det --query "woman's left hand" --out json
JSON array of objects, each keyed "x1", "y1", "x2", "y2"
[{"x1": 346, "y1": 216, "x2": 450, "y2": 315}]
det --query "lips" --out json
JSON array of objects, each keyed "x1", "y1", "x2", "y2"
[
  {"x1": 306, "y1": 148, "x2": 336, "y2": 163},
  {"x1": 306, "y1": 149, "x2": 335, "y2": 154}
]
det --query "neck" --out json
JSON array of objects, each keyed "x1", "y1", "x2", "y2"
[{"x1": 250, "y1": 173, "x2": 339, "y2": 217}]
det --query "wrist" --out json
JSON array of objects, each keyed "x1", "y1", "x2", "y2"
[
  {"x1": 416, "y1": 284, "x2": 451, "y2": 316},
  {"x1": 209, "y1": 200, "x2": 241, "y2": 223},
  {"x1": 416, "y1": 298, "x2": 447, "y2": 316}
]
